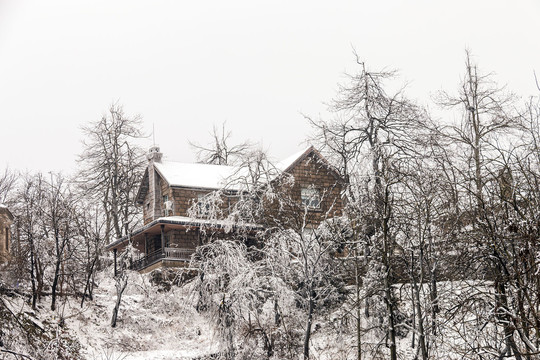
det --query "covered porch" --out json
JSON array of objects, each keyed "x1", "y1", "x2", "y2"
[
  {"x1": 106, "y1": 216, "x2": 263, "y2": 273},
  {"x1": 130, "y1": 246, "x2": 195, "y2": 272},
  {"x1": 107, "y1": 217, "x2": 205, "y2": 272}
]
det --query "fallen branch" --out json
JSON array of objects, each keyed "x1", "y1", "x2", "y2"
[{"x1": 0, "y1": 347, "x2": 35, "y2": 360}]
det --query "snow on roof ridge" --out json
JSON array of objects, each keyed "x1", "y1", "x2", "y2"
[
  {"x1": 160, "y1": 159, "x2": 235, "y2": 168},
  {"x1": 159, "y1": 215, "x2": 262, "y2": 228},
  {"x1": 154, "y1": 147, "x2": 314, "y2": 190},
  {"x1": 276, "y1": 145, "x2": 313, "y2": 172},
  {"x1": 154, "y1": 160, "x2": 237, "y2": 190}
]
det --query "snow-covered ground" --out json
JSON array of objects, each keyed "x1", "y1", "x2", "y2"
[
  {"x1": 1, "y1": 268, "x2": 515, "y2": 360},
  {"x1": 72, "y1": 271, "x2": 221, "y2": 359},
  {"x1": 1, "y1": 268, "x2": 220, "y2": 360}
]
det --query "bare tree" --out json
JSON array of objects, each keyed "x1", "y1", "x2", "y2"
[
  {"x1": 309, "y1": 56, "x2": 431, "y2": 360},
  {"x1": 15, "y1": 173, "x2": 49, "y2": 309},
  {"x1": 111, "y1": 245, "x2": 130, "y2": 328},
  {"x1": 75, "y1": 203, "x2": 105, "y2": 308},
  {"x1": 190, "y1": 148, "x2": 347, "y2": 360},
  {"x1": 436, "y1": 49, "x2": 519, "y2": 214},
  {"x1": 43, "y1": 173, "x2": 77, "y2": 311},
  {"x1": 396, "y1": 152, "x2": 447, "y2": 359},
  {"x1": 190, "y1": 122, "x2": 252, "y2": 165},
  {"x1": 78, "y1": 103, "x2": 145, "y2": 243},
  {"x1": 435, "y1": 51, "x2": 530, "y2": 359},
  {"x1": 0, "y1": 167, "x2": 17, "y2": 205}
]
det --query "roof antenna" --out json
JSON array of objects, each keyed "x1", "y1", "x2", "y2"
[{"x1": 152, "y1": 123, "x2": 156, "y2": 147}]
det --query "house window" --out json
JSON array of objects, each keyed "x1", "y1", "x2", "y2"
[
  {"x1": 197, "y1": 193, "x2": 210, "y2": 216},
  {"x1": 4, "y1": 227, "x2": 8, "y2": 252},
  {"x1": 301, "y1": 188, "x2": 321, "y2": 209},
  {"x1": 162, "y1": 195, "x2": 172, "y2": 215}
]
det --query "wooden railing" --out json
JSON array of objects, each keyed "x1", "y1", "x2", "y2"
[
  {"x1": 130, "y1": 247, "x2": 195, "y2": 271},
  {"x1": 164, "y1": 247, "x2": 195, "y2": 261}
]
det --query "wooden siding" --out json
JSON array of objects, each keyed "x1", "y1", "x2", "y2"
[
  {"x1": 288, "y1": 151, "x2": 343, "y2": 221},
  {"x1": 140, "y1": 150, "x2": 343, "y2": 229},
  {"x1": 0, "y1": 212, "x2": 12, "y2": 261}
]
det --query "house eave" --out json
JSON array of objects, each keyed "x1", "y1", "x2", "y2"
[
  {"x1": 0, "y1": 205, "x2": 14, "y2": 221},
  {"x1": 168, "y1": 184, "x2": 239, "y2": 194},
  {"x1": 280, "y1": 146, "x2": 344, "y2": 184},
  {"x1": 135, "y1": 168, "x2": 150, "y2": 205},
  {"x1": 105, "y1": 216, "x2": 263, "y2": 251}
]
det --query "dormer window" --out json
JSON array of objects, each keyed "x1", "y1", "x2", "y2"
[{"x1": 301, "y1": 188, "x2": 321, "y2": 209}]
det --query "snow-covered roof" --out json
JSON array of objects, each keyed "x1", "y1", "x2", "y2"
[
  {"x1": 159, "y1": 216, "x2": 261, "y2": 229},
  {"x1": 154, "y1": 161, "x2": 236, "y2": 190},
  {"x1": 276, "y1": 146, "x2": 313, "y2": 172},
  {"x1": 154, "y1": 146, "x2": 315, "y2": 190},
  {"x1": 0, "y1": 204, "x2": 13, "y2": 219}
]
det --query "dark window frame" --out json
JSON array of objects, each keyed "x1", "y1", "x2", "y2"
[{"x1": 301, "y1": 187, "x2": 321, "y2": 209}]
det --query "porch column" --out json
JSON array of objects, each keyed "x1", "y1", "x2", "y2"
[
  {"x1": 144, "y1": 233, "x2": 148, "y2": 254},
  {"x1": 160, "y1": 224, "x2": 165, "y2": 256}
]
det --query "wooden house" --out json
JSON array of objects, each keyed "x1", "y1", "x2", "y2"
[
  {"x1": 106, "y1": 146, "x2": 344, "y2": 273},
  {"x1": 0, "y1": 204, "x2": 13, "y2": 263}
]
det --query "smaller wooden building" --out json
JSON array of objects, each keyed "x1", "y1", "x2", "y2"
[{"x1": 0, "y1": 205, "x2": 14, "y2": 263}]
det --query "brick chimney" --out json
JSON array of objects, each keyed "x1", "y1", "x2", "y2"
[
  {"x1": 147, "y1": 146, "x2": 163, "y2": 220},
  {"x1": 147, "y1": 145, "x2": 162, "y2": 163}
]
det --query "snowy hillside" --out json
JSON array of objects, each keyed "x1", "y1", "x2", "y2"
[
  {"x1": 2, "y1": 263, "x2": 517, "y2": 360},
  {"x1": 1, "y1": 268, "x2": 220, "y2": 360}
]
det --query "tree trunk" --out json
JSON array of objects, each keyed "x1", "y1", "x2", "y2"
[
  {"x1": 496, "y1": 278, "x2": 523, "y2": 360},
  {"x1": 29, "y1": 239, "x2": 37, "y2": 310},
  {"x1": 355, "y1": 251, "x2": 362, "y2": 360},
  {"x1": 412, "y1": 271, "x2": 428, "y2": 360},
  {"x1": 303, "y1": 293, "x2": 315, "y2": 360},
  {"x1": 111, "y1": 273, "x2": 128, "y2": 328},
  {"x1": 382, "y1": 188, "x2": 397, "y2": 360},
  {"x1": 50, "y1": 257, "x2": 61, "y2": 311},
  {"x1": 428, "y1": 225, "x2": 439, "y2": 336},
  {"x1": 81, "y1": 255, "x2": 98, "y2": 308},
  {"x1": 51, "y1": 231, "x2": 65, "y2": 312},
  {"x1": 384, "y1": 273, "x2": 397, "y2": 360}
]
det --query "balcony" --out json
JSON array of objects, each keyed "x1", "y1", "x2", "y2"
[{"x1": 130, "y1": 247, "x2": 195, "y2": 272}]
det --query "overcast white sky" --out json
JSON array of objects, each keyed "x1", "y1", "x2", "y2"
[{"x1": 0, "y1": 0, "x2": 539, "y2": 173}]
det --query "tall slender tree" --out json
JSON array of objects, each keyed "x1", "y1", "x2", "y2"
[
  {"x1": 437, "y1": 51, "x2": 527, "y2": 358},
  {"x1": 309, "y1": 56, "x2": 430, "y2": 360},
  {"x1": 78, "y1": 103, "x2": 145, "y2": 243}
]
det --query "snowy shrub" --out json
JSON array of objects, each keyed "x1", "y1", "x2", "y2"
[{"x1": 0, "y1": 293, "x2": 83, "y2": 359}]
